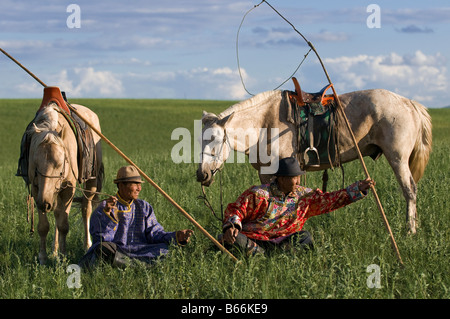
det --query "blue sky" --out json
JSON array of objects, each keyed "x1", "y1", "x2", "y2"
[{"x1": 0, "y1": 0, "x2": 449, "y2": 107}]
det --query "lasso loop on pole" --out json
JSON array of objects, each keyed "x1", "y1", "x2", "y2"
[
  {"x1": 236, "y1": 0, "x2": 311, "y2": 96},
  {"x1": 236, "y1": 2, "x2": 263, "y2": 96}
]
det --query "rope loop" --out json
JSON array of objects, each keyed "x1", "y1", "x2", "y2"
[{"x1": 236, "y1": 0, "x2": 312, "y2": 96}]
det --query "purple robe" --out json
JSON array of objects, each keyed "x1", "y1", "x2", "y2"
[{"x1": 87, "y1": 193, "x2": 178, "y2": 262}]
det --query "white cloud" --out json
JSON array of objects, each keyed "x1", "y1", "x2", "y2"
[
  {"x1": 121, "y1": 65, "x2": 250, "y2": 100},
  {"x1": 9, "y1": 66, "x2": 122, "y2": 98},
  {"x1": 56, "y1": 67, "x2": 124, "y2": 97},
  {"x1": 324, "y1": 50, "x2": 448, "y2": 106},
  {"x1": 182, "y1": 66, "x2": 250, "y2": 100},
  {"x1": 212, "y1": 67, "x2": 250, "y2": 99}
]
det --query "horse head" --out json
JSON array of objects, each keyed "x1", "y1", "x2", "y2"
[
  {"x1": 27, "y1": 106, "x2": 70, "y2": 213},
  {"x1": 196, "y1": 111, "x2": 234, "y2": 186}
]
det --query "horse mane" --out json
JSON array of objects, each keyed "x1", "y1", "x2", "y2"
[
  {"x1": 27, "y1": 103, "x2": 65, "y2": 149},
  {"x1": 218, "y1": 90, "x2": 281, "y2": 119}
]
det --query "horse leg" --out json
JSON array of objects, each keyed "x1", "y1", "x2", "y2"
[
  {"x1": 385, "y1": 156, "x2": 418, "y2": 234},
  {"x1": 37, "y1": 210, "x2": 50, "y2": 265},
  {"x1": 53, "y1": 227, "x2": 59, "y2": 256},
  {"x1": 53, "y1": 190, "x2": 73, "y2": 258},
  {"x1": 81, "y1": 180, "x2": 97, "y2": 251}
]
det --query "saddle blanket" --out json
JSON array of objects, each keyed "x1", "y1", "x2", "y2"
[{"x1": 16, "y1": 106, "x2": 99, "y2": 186}]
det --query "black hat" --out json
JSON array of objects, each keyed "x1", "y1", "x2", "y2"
[{"x1": 275, "y1": 157, "x2": 305, "y2": 176}]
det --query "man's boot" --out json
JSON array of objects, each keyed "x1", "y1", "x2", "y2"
[
  {"x1": 112, "y1": 250, "x2": 131, "y2": 269},
  {"x1": 218, "y1": 233, "x2": 265, "y2": 256}
]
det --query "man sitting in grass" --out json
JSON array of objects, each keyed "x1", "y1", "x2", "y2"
[
  {"x1": 220, "y1": 157, "x2": 374, "y2": 256},
  {"x1": 79, "y1": 165, "x2": 193, "y2": 268}
]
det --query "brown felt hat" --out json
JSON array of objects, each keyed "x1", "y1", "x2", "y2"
[{"x1": 113, "y1": 166, "x2": 144, "y2": 184}]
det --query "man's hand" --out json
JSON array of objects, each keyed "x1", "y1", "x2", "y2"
[
  {"x1": 104, "y1": 196, "x2": 118, "y2": 220},
  {"x1": 223, "y1": 225, "x2": 239, "y2": 245},
  {"x1": 358, "y1": 178, "x2": 376, "y2": 192},
  {"x1": 104, "y1": 196, "x2": 118, "y2": 213},
  {"x1": 176, "y1": 229, "x2": 194, "y2": 245}
]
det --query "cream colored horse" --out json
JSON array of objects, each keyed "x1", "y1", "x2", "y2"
[
  {"x1": 27, "y1": 103, "x2": 103, "y2": 264},
  {"x1": 196, "y1": 89, "x2": 432, "y2": 234}
]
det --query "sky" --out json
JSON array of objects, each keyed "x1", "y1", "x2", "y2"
[{"x1": 0, "y1": 0, "x2": 449, "y2": 107}]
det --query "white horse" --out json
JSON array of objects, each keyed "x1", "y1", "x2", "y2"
[
  {"x1": 27, "y1": 103, "x2": 103, "y2": 264},
  {"x1": 196, "y1": 89, "x2": 432, "y2": 234}
]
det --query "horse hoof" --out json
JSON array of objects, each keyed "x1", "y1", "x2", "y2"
[
  {"x1": 38, "y1": 253, "x2": 48, "y2": 265},
  {"x1": 406, "y1": 224, "x2": 417, "y2": 235}
]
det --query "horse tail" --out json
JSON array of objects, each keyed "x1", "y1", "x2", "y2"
[{"x1": 409, "y1": 100, "x2": 432, "y2": 183}]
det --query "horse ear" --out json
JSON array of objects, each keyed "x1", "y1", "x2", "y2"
[
  {"x1": 217, "y1": 112, "x2": 234, "y2": 127},
  {"x1": 32, "y1": 123, "x2": 42, "y2": 134},
  {"x1": 57, "y1": 126, "x2": 65, "y2": 139},
  {"x1": 202, "y1": 111, "x2": 218, "y2": 124}
]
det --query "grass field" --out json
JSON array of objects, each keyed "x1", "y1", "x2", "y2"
[{"x1": 0, "y1": 98, "x2": 448, "y2": 300}]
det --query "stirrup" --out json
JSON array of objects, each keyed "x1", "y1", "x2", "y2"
[{"x1": 304, "y1": 147, "x2": 320, "y2": 168}]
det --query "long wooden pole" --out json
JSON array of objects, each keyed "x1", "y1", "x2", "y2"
[
  {"x1": 0, "y1": 47, "x2": 238, "y2": 263},
  {"x1": 70, "y1": 105, "x2": 239, "y2": 262},
  {"x1": 309, "y1": 42, "x2": 403, "y2": 266},
  {"x1": 261, "y1": 1, "x2": 404, "y2": 265},
  {"x1": 0, "y1": 47, "x2": 47, "y2": 87},
  {"x1": 66, "y1": 103, "x2": 238, "y2": 262}
]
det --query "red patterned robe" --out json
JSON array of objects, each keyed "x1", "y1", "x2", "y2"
[{"x1": 223, "y1": 181, "x2": 367, "y2": 242}]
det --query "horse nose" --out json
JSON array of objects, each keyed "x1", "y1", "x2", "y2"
[
  {"x1": 196, "y1": 169, "x2": 209, "y2": 183},
  {"x1": 197, "y1": 170, "x2": 214, "y2": 186}
]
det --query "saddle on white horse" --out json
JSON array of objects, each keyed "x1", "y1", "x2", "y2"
[{"x1": 284, "y1": 77, "x2": 340, "y2": 170}]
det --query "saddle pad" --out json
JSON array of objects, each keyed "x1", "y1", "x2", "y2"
[{"x1": 16, "y1": 107, "x2": 99, "y2": 186}]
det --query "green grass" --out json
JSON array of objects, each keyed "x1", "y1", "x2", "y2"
[{"x1": 0, "y1": 99, "x2": 448, "y2": 299}]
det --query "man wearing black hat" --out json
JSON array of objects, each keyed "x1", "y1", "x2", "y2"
[
  {"x1": 221, "y1": 157, "x2": 374, "y2": 256},
  {"x1": 79, "y1": 165, "x2": 193, "y2": 268}
]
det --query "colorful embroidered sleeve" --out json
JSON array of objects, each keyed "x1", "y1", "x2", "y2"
[
  {"x1": 304, "y1": 181, "x2": 367, "y2": 218},
  {"x1": 223, "y1": 186, "x2": 270, "y2": 231},
  {"x1": 223, "y1": 181, "x2": 368, "y2": 241}
]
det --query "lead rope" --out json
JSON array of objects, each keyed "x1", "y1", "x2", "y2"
[
  {"x1": 27, "y1": 193, "x2": 34, "y2": 235},
  {"x1": 199, "y1": 167, "x2": 225, "y2": 224}
]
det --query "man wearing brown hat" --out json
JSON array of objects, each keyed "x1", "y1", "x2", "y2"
[
  {"x1": 79, "y1": 165, "x2": 193, "y2": 268},
  {"x1": 220, "y1": 157, "x2": 374, "y2": 256}
]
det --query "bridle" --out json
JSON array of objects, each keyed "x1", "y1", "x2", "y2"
[
  {"x1": 35, "y1": 160, "x2": 66, "y2": 179},
  {"x1": 33, "y1": 136, "x2": 77, "y2": 193},
  {"x1": 200, "y1": 128, "x2": 231, "y2": 177},
  {"x1": 199, "y1": 128, "x2": 231, "y2": 223},
  {"x1": 34, "y1": 153, "x2": 68, "y2": 192}
]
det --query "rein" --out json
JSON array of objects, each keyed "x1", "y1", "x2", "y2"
[{"x1": 199, "y1": 168, "x2": 225, "y2": 223}]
